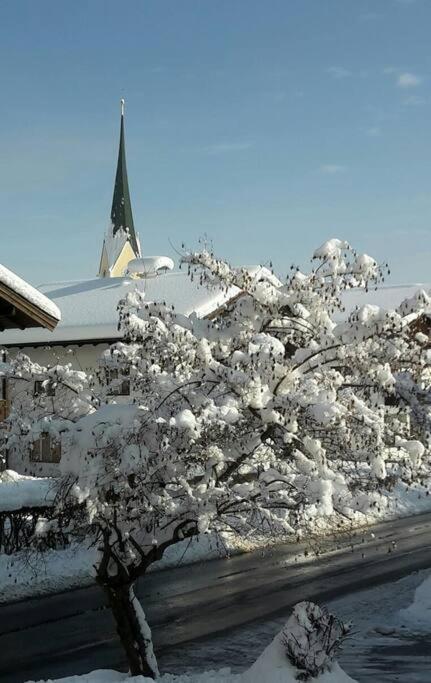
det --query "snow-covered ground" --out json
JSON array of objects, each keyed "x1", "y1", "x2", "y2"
[
  {"x1": 329, "y1": 569, "x2": 431, "y2": 682},
  {"x1": 398, "y1": 573, "x2": 431, "y2": 631}
]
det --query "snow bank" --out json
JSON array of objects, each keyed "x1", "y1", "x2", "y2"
[
  {"x1": 0, "y1": 542, "x2": 97, "y2": 603},
  {"x1": 242, "y1": 636, "x2": 355, "y2": 683},
  {"x1": 0, "y1": 470, "x2": 56, "y2": 511},
  {"x1": 25, "y1": 671, "x2": 239, "y2": 683},
  {"x1": 25, "y1": 663, "x2": 354, "y2": 682},
  {"x1": 398, "y1": 571, "x2": 431, "y2": 631}
]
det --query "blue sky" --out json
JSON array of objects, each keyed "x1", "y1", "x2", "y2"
[{"x1": 0, "y1": 0, "x2": 430, "y2": 285}]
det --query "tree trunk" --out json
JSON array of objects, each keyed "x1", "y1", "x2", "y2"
[{"x1": 103, "y1": 581, "x2": 159, "y2": 678}]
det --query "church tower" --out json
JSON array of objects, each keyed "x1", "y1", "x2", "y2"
[{"x1": 98, "y1": 100, "x2": 141, "y2": 278}]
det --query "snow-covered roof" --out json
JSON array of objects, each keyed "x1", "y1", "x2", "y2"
[
  {"x1": 0, "y1": 264, "x2": 61, "y2": 325},
  {"x1": 336, "y1": 283, "x2": 431, "y2": 322},
  {"x1": 0, "y1": 270, "x2": 244, "y2": 346},
  {"x1": 2, "y1": 267, "x2": 426, "y2": 347}
]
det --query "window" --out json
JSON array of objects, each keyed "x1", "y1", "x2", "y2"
[
  {"x1": 106, "y1": 367, "x2": 130, "y2": 396},
  {"x1": 30, "y1": 433, "x2": 61, "y2": 463},
  {"x1": 0, "y1": 400, "x2": 9, "y2": 422},
  {"x1": 0, "y1": 377, "x2": 9, "y2": 421},
  {"x1": 0, "y1": 376, "x2": 7, "y2": 402},
  {"x1": 34, "y1": 380, "x2": 56, "y2": 397}
]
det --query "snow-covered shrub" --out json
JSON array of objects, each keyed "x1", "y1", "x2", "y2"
[{"x1": 281, "y1": 602, "x2": 351, "y2": 681}]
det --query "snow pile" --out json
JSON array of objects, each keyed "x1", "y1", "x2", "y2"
[
  {"x1": 0, "y1": 470, "x2": 56, "y2": 511},
  {"x1": 0, "y1": 263, "x2": 61, "y2": 321},
  {"x1": 398, "y1": 571, "x2": 431, "y2": 631},
  {"x1": 127, "y1": 256, "x2": 174, "y2": 278},
  {"x1": 243, "y1": 602, "x2": 355, "y2": 683}
]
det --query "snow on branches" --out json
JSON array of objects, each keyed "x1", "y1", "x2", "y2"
[
  {"x1": 8, "y1": 239, "x2": 431, "y2": 549},
  {"x1": 281, "y1": 601, "x2": 351, "y2": 681},
  {"x1": 4, "y1": 238, "x2": 430, "y2": 677}
]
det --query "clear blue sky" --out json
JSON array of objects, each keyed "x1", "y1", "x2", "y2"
[{"x1": 1, "y1": 0, "x2": 430, "y2": 286}]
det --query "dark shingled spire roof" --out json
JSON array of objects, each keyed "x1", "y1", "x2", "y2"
[{"x1": 110, "y1": 100, "x2": 140, "y2": 256}]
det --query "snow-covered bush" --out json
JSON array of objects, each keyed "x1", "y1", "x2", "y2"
[
  {"x1": 243, "y1": 600, "x2": 356, "y2": 683},
  {"x1": 281, "y1": 602, "x2": 351, "y2": 681},
  {"x1": 5, "y1": 239, "x2": 430, "y2": 678}
]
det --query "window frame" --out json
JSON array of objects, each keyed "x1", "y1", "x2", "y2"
[
  {"x1": 105, "y1": 366, "x2": 131, "y2": 396},
  {"x1": 34, "y1": 380, "x2": 56, "y2": 398},
  {"x1": 30, "y1": 432, "x2": 61, "y2": 463}
]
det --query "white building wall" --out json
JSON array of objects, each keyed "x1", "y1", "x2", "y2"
[
  {"x1": 5, "y1": 343, "x2": 110, "y2": 375},
  {"x1": 5, "y1": 342, "x2": 110, "y2": 477}
]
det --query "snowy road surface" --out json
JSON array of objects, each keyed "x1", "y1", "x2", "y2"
[{"x1": 1, "y1": 511, "x2": 431, "y2": 683}]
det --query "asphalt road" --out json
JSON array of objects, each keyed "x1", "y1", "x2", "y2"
[{"x1": 1, "y1": 511, "x2": 431, "y2": 683}]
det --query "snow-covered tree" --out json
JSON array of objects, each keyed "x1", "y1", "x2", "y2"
[{"x1": 5, "y1": 239, "x2": 430, "y2": 677}]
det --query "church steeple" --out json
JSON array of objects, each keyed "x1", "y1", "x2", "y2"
[
  {"x1": 110, "y1": 99, "x2": 140, "y2": 256},
  {"x1": 98, "y1": 100, "x2": 141, "y2": 278}
]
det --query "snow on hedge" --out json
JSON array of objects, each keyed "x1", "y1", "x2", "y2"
[
  {"x1": 0, "y1": 264, "x2": 61, "y2": 321},
  {"x1": 0, "y1": 470, "x2": 56, "y2": 511}
]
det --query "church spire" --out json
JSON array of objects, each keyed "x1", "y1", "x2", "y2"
[
  {"x1": 110, "y1": 99, "x2": 140, "y2": 256},
  {"x1": 98, "y1": 100, "x2": 141, "y2": 278}
]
